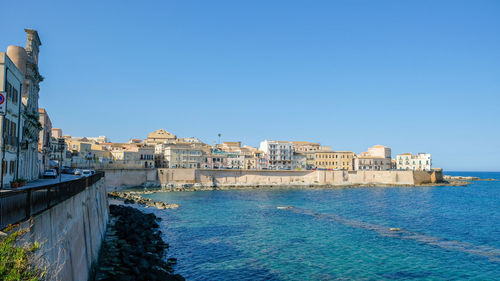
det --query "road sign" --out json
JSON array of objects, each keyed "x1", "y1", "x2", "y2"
[{"x1": 0, "y1": 92, "x2": 6, "y2": 116}]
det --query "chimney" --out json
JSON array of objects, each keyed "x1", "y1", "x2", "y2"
[{"x1": 24, "y1": 28, "x2": 42, "y2": 65}]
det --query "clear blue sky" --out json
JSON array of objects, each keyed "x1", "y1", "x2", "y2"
[{"x1": 1, "y1": 0, "x2": 499, "y2": 171}]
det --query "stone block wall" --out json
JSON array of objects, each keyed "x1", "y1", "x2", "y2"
[{"x1": 19, "y1": 178, "x2": 108, "y2": 281}]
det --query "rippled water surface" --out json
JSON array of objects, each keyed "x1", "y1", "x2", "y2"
[{"x1": 142, "y1": 172, "x2": 500, "y2": 280}]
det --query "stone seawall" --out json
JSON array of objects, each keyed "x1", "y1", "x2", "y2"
[
  {"x1": 103, "y1": 168, "x2": 158, "y2": 190},
  {"x1": 103, "y1": 168, "x2": 442, "y2": 189},
  {"x1": 158, "y1": 169, "x2": 443, "y2": 187},
  {"x1": 18, "y1": 177, "x2": 108, "y2": 281}
]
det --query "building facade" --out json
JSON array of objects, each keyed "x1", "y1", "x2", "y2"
[
  {"x1": 396, "y1": 153, "x2": 432, "y2": 171},
  {"x1": 145, "y1": 128, "x2": 177, "y2": 145},
  {"x1": 164, "y1": 144, "x2": 203, "y2": 168},
  {"x1": 38, "y1": 108, "x2": 52, "y2": 172},
  {"x1": 354, "y1": 145, "x2": 392, "y2": 171},
  {"x1": 0, "y1": 52, "x2": 24, "y2": 187},
  {"x1": 314, "y1": 151, "x2": 355, "y2": 170},
  {"x1": 6, "y1": 29, "x2": 44, "y2": 182},
  {"x1": 259, "y1": 140, "x2": 294, "y2": 170}
]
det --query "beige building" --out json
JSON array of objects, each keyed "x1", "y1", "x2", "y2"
[
  {"x1": 354, "y1": 145, "x2": 392, "y2": 171},
  {"x1": 49, "y1": 137, "x2": 71, "y2": 168},
  {"x1": 314, "y1": 151, "x2": 355, "y2": 170},
  {"x1": 66, "y1": 138, "x2": 92, "y2": 167},
  {"x1": 145, "y1": 128, "x2": 177, "y2": 145},
  {"x1": 164, "y1": 144, "x2": 203, "y2": 168},
  {"x1": 291, "y1": 141, "x2": 321, "y2": 170},
  {"x1": 38, "y1": 108, "x2": 52, "y2": 172},
  {"x1": 51, "y1": 128, "x2": 62, "y2": 139}
]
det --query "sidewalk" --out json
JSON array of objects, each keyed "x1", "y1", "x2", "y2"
[{"x1": 0, "y1": 174, "x2": 83, "y2": 193}]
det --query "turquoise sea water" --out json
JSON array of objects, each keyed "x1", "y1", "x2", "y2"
[{"x1": 142, "y1": 172, "x2": 500, "y2": 280}]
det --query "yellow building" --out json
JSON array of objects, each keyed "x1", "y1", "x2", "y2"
[{"x1": 314, "y1": 151, "x2": 355, "y2": 170}]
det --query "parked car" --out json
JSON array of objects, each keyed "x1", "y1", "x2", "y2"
[
  {"x1": 43, "y1": 169, "x2": 58, "y2": 179},
  {"x1": 82, "y1": 169, "x2": 92, "y2": 177},
  {"x1": 62, "y1": 167, "x2": 75, "y2": 174},
  {"x1": 90, "y1": 170, "x2": 96, "y2": 175},
  {"x1": 74, "y1": 169, "x2": 82, "y2": 176}
]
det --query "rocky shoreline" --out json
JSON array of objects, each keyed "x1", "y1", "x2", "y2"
[
  {"x1": 94, "y1": 205, "x2": 184, "y2": 281},
  {"x1": 109, "y1": 191, "x2": 179, "y2": 209},
  {"x1": 443, "y1": 175, "x2": 496, "y2": 181}
]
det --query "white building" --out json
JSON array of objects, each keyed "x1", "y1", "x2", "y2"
[
  {"x1": 0, "y1": 51, "x2": 25, "y2": 187},
  {"x1": 396, "y1": 153, "x2": 432, "y2": 171},
  {"x1": 259, "y1": 140, "x2": 294, "y2": 170}
]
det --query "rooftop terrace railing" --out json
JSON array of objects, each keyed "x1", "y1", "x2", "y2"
[{"x1": 0, "y1": 171, "x2": 105, "y2": 230}]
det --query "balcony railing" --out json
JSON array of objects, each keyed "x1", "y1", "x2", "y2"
[{"x1": 0, "y1": 171, "x2": 104, "y2": 230}]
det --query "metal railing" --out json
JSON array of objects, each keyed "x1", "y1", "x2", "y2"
[{"x1": 0, "y1": 171, "x2": 105, "y2": 230}]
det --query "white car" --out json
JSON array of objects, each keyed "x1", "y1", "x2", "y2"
[
  {"x1": 74, "y1": 169, "x2": 82, "y2": 176},
  {"x1": 82, "y1": 170, "x2": 92, "y2": 177},
  {"x1": 43, "y1": 169, "x2": 58, "y2": 179}
]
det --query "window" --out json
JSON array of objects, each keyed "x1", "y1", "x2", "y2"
[{"x1": 9, "y1": 160, "x2": 15, "y2": 174}]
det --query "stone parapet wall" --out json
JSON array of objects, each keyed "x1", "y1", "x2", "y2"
[{"x1": 17, "y1": 177, "x2": 108, "y2": 281}]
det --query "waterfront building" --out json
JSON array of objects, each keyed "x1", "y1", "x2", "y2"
[
  {"x1": 240, "y1": 146, "x2": 266, "y2": 170},
  {"x1": 66, "y1": 138, "x2": 92, "y2": 167},
  {"x1": 90, "y1": 142, "x2": 154, "y2": 169},
  {"x1": 38, "y1": 108, "x2": 52, "y2": 172},
  {"x1": 0, "y1": 51, "x2": 25, "y2": 186},
  {"x1": 204, "y1": 148, "x2": 226, "y2": 169},
  {"x1": 292, "y1": 153, "x2": 307, "y2": 170},
  {"x1": 110, "y1": 150, "x2": 140, "y2": 167},
  {"x1": 224, "y1": 152, "x2": 245, "y2": 169},
  {"x1": 5, "y1": 29, "x2": 44, "y2": 182},
  {"x1": 137, "y1": 146, "x2": 155, "y2": 168},
  {"x1": 354, "y1": 156, "x2": 392, "y2": 171},
  {"x1": 396, "y1": 153, "x2": 432, "y2": 171},
  {"x1": 354, "y1": 145, "x2": 392, "y2": 171},
  {"x1": 145, "y1": 128, "x2": 177, "y2": 145},
  {"x1": 314, "y1": 151, "x2": 355, "y2": 170},
  {"x1": 259, "y1": 140, "x2": 294, "y2": 170},
  {"x1": 290, "y1": 141, "x2": 321, "y2": 169},
  {"x1": 164, "y1": 143, "x2": 203, "y2": 168}
]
